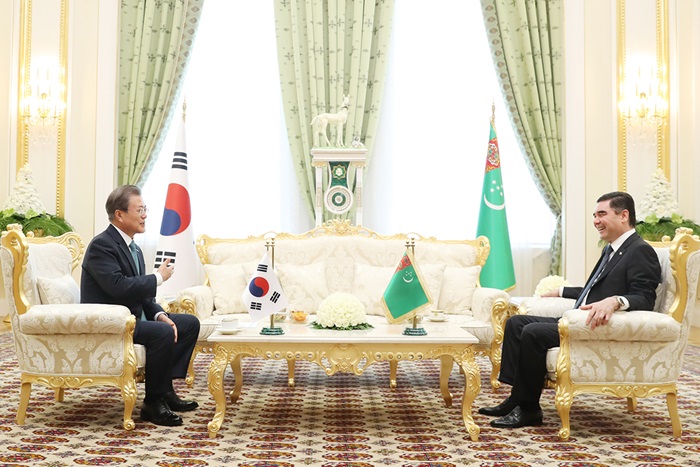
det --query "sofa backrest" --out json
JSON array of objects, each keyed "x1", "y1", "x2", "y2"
[{"x1": 196, "y1": 220, "x2": 490, "y2": 316}]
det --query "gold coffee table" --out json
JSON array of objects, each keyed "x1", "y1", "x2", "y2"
[{"x1": 206, "y1": 315, "x2": 482, "y2": 440}]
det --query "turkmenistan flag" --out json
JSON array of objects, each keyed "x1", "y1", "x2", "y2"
[
  {"x1": 476, "y1": 120, "x2": 516, "y2": 291},
  {"x1": 382, "y1": 250, "x2": 433, "y2": 324}
]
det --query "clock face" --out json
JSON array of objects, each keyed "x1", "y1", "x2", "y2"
[
  {"x1": 332, "y1": 164, "x2": 347, "y2": 180},
  {"x1": 324, "y1": 186, "x2": 353, "y2": 214}
]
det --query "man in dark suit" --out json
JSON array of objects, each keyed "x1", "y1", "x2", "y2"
[
  {"x1": 81, "y1": 185, "x2": 200, "y2": 427},
  {"x1": 479, "y1": 191, "x2": 661, "y2": 428}
]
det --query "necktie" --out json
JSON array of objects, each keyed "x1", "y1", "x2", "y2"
[
  {"x1": 573, "y1": 244, "x2": 612, "y2": 309},
  {"x1": 129, "y1": 241, "x2": 140, "y2": 275},
  {"x1": 129, "y1": 241, "x2": 147, "y2": 321}
]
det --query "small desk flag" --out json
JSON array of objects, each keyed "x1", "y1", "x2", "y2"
[
  {"x1": 242, "y1": 252, "x2": 288, "y2": 323},
  {"x1": 476, "y1": 118, "x2": 516, "y2": 291},
  {"x1": 154, "y1": 115, "x2": 202, "y2": 296},
  {"x1": 381, "y1": 250, "x2": 433, "y2": 324}
]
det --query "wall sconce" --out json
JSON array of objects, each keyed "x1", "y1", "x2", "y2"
[
  {"x1": 20, "y1": 65, "x2": 65, "y2": 133},
  {"x1": 619, "y1": 63, "x2": 667, "y2": 127}
]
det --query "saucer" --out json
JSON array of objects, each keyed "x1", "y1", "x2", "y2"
[
  {"x1": 427, "y1": 316, "x2": 448, "y2": 322},
  {"x1": 219, "y1": 327, "x2": 241, "y2": 335}
]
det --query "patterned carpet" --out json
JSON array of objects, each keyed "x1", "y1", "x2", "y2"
[{"x1": 0, "y1": 332, "x2": 699, "y2": 467}]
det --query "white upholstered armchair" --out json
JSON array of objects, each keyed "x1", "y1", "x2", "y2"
[
  {"x1": 0, "y1": 225, "x2": 145, "y2": 430},
  {"x1": 515, "y1": 228, "x2": 700, "y2": 439}
]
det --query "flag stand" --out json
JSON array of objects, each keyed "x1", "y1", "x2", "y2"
[
  {"x1": 260, "y1": 237, "x2": 284, "y2": 335},
  {"x1": 402, "y1": 238, "x2": 427, "y2": 336}
]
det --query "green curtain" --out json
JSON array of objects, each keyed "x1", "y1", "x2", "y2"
[
  {"x1": 481, "y1": 0, "x2": 564, "y2": 274},
  {"x1": 274, "y1": 0, "x2": 394, "y2": 219},
  {"x1": 118, "y1": 0, "x2": 205, "y2": 187}
]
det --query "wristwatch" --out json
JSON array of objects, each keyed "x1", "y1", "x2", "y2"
[{"x1": 615, "y1": 296, "x2": 625, "y2": 309}]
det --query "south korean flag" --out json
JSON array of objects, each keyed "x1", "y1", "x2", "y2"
[{"x1": 242, "y1": 252, "x2": 288, "y2": 323}]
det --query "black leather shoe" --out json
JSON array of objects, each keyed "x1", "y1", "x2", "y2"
[
  {"x1": 141, "y1": 398, "x2": 183, "y2": 426},
  {"x1": 478, "y1": 397, "x2": 518, "y2": 417},
  {"x1": 490, "y1": 406, "x2": 543, "y2": 428},
  {"x1": 163, "y1": 391, "x2": 198, "y2": 412}
]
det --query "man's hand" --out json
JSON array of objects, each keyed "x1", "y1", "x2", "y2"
[
  {"x1": 540, "y1": 289, "x2": 560, "y2": 298},
  {"x1": 157, "y1": 313, "x2": 178, "y2": 342},
  {"x1": 158, "y1": 258, "x2": 174, "y2": 282},
  {"x1": 580, "y1": 296, "x2": 620, "y2": 329}
]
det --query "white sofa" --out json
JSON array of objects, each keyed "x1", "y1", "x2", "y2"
[{"x1": 177, "y1": 220, "x2": 513, "y2": 387}]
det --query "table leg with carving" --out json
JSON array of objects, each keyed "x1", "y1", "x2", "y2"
[
  {"x1": 457, "y1": 347, "x2": 480, "y2": 441},
  {"x1": 389, "y1": 360, "x2": 398, "y2": 390},
  {"x1": 207, "y1": 344, "x2": 229, "y2": 439}
]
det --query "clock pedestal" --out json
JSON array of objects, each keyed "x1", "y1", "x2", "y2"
[{"x1": 311, "y1": 148, "x2": 368, "y2": 227}]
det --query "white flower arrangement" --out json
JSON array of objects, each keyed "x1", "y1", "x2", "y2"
[
  {"x1": 312, "y1": 292, "x2": 372, "y2": 330},
  {"x1": 637, "y1": 169, "x2": 682, "y2": 224},
  {"x1": 2, "y1": 164, "x2": 46, "y2": 218},
  {"x1": 534, "y1": 275, "x2": 571, "y2": 297}
]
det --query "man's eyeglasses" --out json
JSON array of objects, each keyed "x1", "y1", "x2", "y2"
[{"x1": 130, "y1": 206, "x2": 148, "y2": 215}]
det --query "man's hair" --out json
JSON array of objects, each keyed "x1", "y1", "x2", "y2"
[
  {"x1": 106, "y1": 185, "x2": 141, "y2": 222},
  {"x1": 597, "y1": 191, "x2": 636, "y2": 226}
]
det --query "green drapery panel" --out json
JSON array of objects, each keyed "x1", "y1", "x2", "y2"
[
  {"x1": 275, "y1": 0, "x2": 394, "y2": 219},
  {"x1": 118, "y1": 0, "x2": 204, "y2": 187},
  {"x1": 481, "y1": 0, "x2": 563, "y2": 274}
]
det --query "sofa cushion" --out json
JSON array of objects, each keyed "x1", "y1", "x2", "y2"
[
  {"x1": 437, "y1": 265, "x2": 481, "y2": 314},
  {"x1": 36, "y1": 274, "x2": 80, "y2": 305},
  {"x1": 352, "y1": 263, "x2": 446, "y2": 316},
  {"x1": 204, "y1": 264, "x2": 248, "y2": 315},
  {"x1": 276, "y1": 262, "x2": 329, "y2": 312}
]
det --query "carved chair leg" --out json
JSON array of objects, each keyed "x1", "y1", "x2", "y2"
[
  {"x1": 17, "y1": 381, "x2": 31, "y2": 425},
  {"x1": 121, "y1": 379, "x2": 137, "y2": 431},
  {"x1": 186, "y1": 345, "x2": 202, "y2": 387},
  {"x1": 666, "y1": 391, "x2": 682, "y2": 437},
  {"x1": 287, "y1": 360, "x2": 296, "y2": 388},
  {"x1": 439, "y1": 355, "x2": 453, "y2": 407},
  {"x1": 555, "y1": 388, "x2": 573, "y2": 440}
]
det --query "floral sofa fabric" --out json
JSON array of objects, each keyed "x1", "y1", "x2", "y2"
[
  {"x1": 516, "y1": 229, "x2": 700, "y2": 439},
  {"x1": 177, "y1": 221, "x2": 512, "y2": 388}
]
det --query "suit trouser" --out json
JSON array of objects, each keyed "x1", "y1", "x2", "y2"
[
  {"x1": 499, "y1": 315, "x2": 560, "y2": 410},
  {"x1": 133, "y1": 313, "x2": 200, "y2": 399}
]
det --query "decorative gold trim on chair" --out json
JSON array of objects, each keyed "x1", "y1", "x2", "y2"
[
  {"x1": 2, "y1": 226, "x2": 141, "y2": 430},
  {"x1": 553, "y1": 228, "x2": 700, "y2": 440}
]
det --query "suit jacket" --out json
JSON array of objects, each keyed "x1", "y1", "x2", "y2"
[
  {"x1": 562, "y1": 231, "x2": 661, "y2": 310},
  {"x1": 81, "y1": 224, "x2": 164, "y2": 320}
]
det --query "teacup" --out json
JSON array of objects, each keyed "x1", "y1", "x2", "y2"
[
  {"x1": 430, "y1": 310, "x2": 446, "y2": 321},
  {"x1": 221, "y1": 316, "x2": 239, "y2": 332}
]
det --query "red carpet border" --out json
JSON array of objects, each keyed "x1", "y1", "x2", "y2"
[{"x1": 0, "y1": 332, "x2": 699, "y2": 466}]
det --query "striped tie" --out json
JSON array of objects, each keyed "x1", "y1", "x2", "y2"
[{"x1": 573, "y1": 244, "x2": 612, "y2": 309}]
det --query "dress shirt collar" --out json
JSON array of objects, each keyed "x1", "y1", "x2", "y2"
[
  {"x1": 609, "y1": 228, "x2": 636, "y2": 253},
  {"x1": 111, "y1": 223, "x2": 135, "y2": 247}
]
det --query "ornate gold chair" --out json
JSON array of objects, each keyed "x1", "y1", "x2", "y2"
[
  {"x1": 517, "y1": 228, "x2": 700, "y2": 439},
  {"x1": 0, "y1": 225, "x2": 145, "y2": 430}
]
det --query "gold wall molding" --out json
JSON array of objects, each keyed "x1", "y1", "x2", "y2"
[
  {"x1": 16, "y1": 0, "x2": 68, "y2": 217},
  {"x1": 617, "y1": 0, "x2": 670, "y2": 192}
]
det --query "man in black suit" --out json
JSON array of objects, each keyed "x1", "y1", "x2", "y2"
[
  {"x1": 81, "y1": 185, "x2": 200, "y2": 427},
  {"x1": 479, "y1": 191, "x2": 661, "y2": 428}
]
